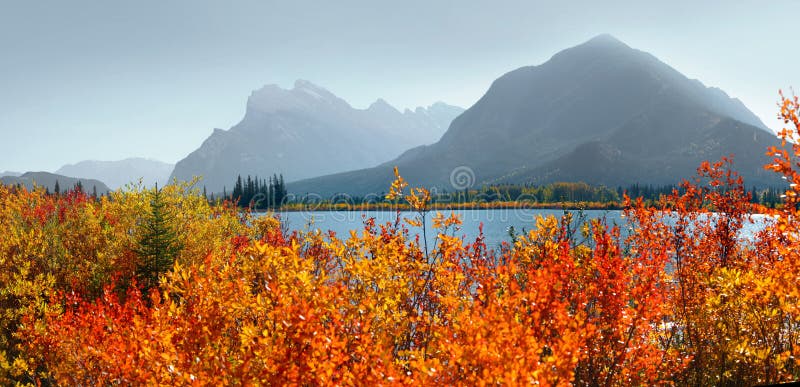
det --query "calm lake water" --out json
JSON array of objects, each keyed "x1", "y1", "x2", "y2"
[
  {"x1": 266, "y1": 209, "x2": 773, "y2": 250},
  {"x1": 273, "y1": 209, "x2": 624, "y2": 250}
]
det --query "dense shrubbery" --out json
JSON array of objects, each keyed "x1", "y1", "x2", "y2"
[{"x1": 1, "y1": 97, "x2": 800, "y2": 385}]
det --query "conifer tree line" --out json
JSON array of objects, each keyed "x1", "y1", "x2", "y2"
[
  {"x1": 222, "y1": 174, "x2": 288, "y2": 209},
  {"x1": 294, "y1": 182, "x2": 785, "y2": 208},
  {"x1": 6, "y1": 175, "x2": 784, "y2": 209},
  {"x1": 441, "y1": 182, "x2": 785, "y2": 207}
]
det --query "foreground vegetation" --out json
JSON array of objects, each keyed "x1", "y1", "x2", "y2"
[{"x1": 1, "y1": 97, "x2": 800, "y2": 385}]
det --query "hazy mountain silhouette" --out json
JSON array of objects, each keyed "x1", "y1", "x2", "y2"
[
  {"x1": 289, "y1": 34, "x2": 781, "y2": 196},
  {"x1": 56, "y1": 158, "x2": 174, "y2": 190},
  {"x1": 0, "y1": 171, "x2": 21, "y2": 178},
  {"x1": 1, "y1": 172, "x2": 110, "y2": 194},
  {"x1": 170, "y1": 80, "x2": 463, "y2": 192}
]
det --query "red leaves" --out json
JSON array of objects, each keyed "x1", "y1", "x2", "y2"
[
  {"x1": 11, "y1": 93, "x2": 800, "y2": 384},
  {"x1": 229, "y1": 234, "x2": 250, "y2": 253},
  {"x1": 5, "y1": 171, "x2": 793, "y2": 385}
]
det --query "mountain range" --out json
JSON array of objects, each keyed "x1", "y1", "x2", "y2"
[
  {"x1": 55, "y1": 158, "x2": 174, "y2": 190},
  {"x1": 0, "y1": 171, "x2": 21, "y2": 178},
  {"x1": 169, "y1": 80, "x2": 464, "y2": 192},
  {"x1": 1, "y1": 172, "x2": 111, "y2": 195},
  {"x1": 288, "y1": 34, "x2": 782, "y2": 196}
]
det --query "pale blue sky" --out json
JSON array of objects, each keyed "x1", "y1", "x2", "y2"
[{"x1": 1, "y1": 1, "x2": 797, "y2": 171}]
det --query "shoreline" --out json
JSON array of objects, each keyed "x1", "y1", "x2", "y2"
[
  {"x1": 260, "y1": 201, "x2": 622, "y2": 213},
  {"x1": 250, "y1": 201, "x2": 777, "y2": 215}
]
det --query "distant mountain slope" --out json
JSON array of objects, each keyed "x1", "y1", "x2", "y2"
[
  {"x1": 169, "y1": 80, "x2": 464, "y2": 192},
  {"x1": 56, "y1": 158, "x2": 174, "y2": 189},
  {"x1": 1, "y1": 172, "x2": 111, "y2": 194},
  {"x1": 0, "y1": 171, "x2": 21, "y2": 178},
  {"x1": 289, "y1": 34, "x2": 781, "y2": 197}
]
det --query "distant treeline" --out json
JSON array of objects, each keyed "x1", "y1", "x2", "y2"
[
  {"x1": 302, "y1": 182, "x2": 784, "y2": 208},
  {"x1": 4, "y1": 180, "x2": 102, "y2": 198},
  {"x1": 208, "y1": 174, "x2": 288, "y2": 210},
  {"x1": 4, "y1": 175, "x2": 783, "y2": 210},
  {"x1": 448, "y1": 182, "x2": 784, "y2": 208},
  {"x1": 211, "y1": 176, "x2": 786, "y2": 209}
]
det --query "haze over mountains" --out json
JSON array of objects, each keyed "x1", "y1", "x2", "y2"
[
  {"x1": 289, "y1": 34, "x2": 782, "y2": 196},
  {"x1": 170, "y1": 80, "x2": 464, "y2": 192},
  {"x1": 56, "y1": 158, "x2": 174, "y2": 189},
  {"x1": 2, "y1": 35, "x2": 782, "y2": 197}
]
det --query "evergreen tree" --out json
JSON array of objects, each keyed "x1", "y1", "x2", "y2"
[
  {"x1": 134, "y1": 184, "x2": 182, "y2": 294},
  {"x1": 245, "y1": 175, "x2": 254, "y2": 206},
  {"x1": 278, "y1": 174, "x2": 286, "y2": 206},
  {"x1": 54, "y1": 180, "x2": 60, "y2": 195},
  {"x1": 233, "y1": 175, "x2": 243, "y2": 206}
]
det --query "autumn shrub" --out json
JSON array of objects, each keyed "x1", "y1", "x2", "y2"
[
  {"x1": 6, "y1": 97, "x2": 800, "y2": 385},
  {"x1": 0, "y1": 181, "x2": 246, "y2": 383}
]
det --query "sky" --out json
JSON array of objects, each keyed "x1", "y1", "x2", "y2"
[{"x1": 1, "y1": 1, "x2": 798, "y2": 172}]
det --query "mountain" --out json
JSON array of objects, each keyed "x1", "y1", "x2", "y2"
[
  {"x1": 1, "y1": 172, "x2": 111, "y2": 194},
  {"x1": 169, "y1": 80, "x2": 464, "y2": 192},
  {"x1": 0, "y1": 171, "x2": 21, "y2": 178},
  {"x1": 56, "y1": 158, "x2": 174, "y2": 190},
  {"x1": 289, "y1": 34, "x2": 782, "y2": 197}
]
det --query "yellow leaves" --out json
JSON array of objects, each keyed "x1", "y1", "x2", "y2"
[
  {"x1": 295, "y1": 271, "x2": 313, "y2": 288},
  {"x1": 432, "y1": 211, "x2": 462, "y2": 229},
  {"x1": 10, "y1": 357, "x2": 28, "y2": 374},
  {"x1": 404, "y1": 218, "x2": 422, "y2": 228},
  {"x1": 9, "y1": 149, "x2": 800, "y2": 386},
  {"x1": 406, "y1": 187, "x2": 430, "y2": 213},
  {"x1": 385, "y1": 167, "x2": 430, "y2": 213},
  {"x1": 239, "y1": 325, "x2": 260, "y2": 347},
  {"x1": 253, "y1": 240, "x2": 270, "y2": 255},
  {"x1": 252, "y1": 215, "x2": 280, "y2": 237},
  {"x1": 385, "y1": 167, "x2": 408, "y2": 202},
  {"x1": 436, "y1": 234, "x2": 463, "y2": 256}
]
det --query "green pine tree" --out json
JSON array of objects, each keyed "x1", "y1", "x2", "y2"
[{"x1": 134, "y1": 184, "x2": 182, "y2": 293}]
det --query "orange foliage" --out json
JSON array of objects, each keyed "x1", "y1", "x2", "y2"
[{"x1": 5, "y1": 97, "x2": 800, "y2": 385}]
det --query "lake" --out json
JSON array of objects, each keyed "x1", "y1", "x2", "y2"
[
  {"x1": 266, "y1": 209, "x2": 773, "y2": 250},
  {"x1": 272, "y1": 209, "x2": 625, "y2": 250}
]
